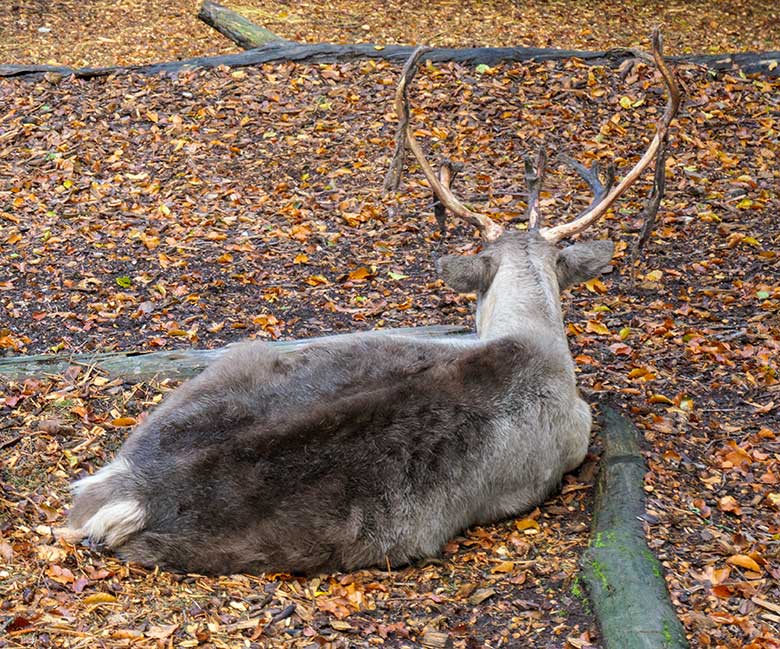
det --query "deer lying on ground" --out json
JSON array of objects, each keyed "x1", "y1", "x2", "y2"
[{"x1": 59, "y1": 33, "x2": 679, "y2": 575}]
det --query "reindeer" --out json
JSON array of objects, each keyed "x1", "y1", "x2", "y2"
[{"x1": 58, "y1": 33, "x2": 680, "y2": 575}]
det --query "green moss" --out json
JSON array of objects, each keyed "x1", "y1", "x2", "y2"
[
  {"x1": 663, "y1": 620, "x2": 673, "y2": 645},
  {"x1": 571, "y1": 578, "x2": 592, "y2": 618},
  {"x1": 642, "y1": 549, "x2": 663, "y2": 577},
  {"x1": 589, "y1": 560, "x2": 609, "y2": 590}
]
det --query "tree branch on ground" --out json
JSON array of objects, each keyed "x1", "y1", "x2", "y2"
[
  {"x1": 583, "y1": 407, "x2": 689, "y2": 649},
  {"x1": 3, "y1": 45, "x2": 778, "y2": 80},
  {"x1": 197, "y1": 0, "x2": 286, "y2": 49},
  {"x1": 0, "y1": 325, "x2": 470, "y2": 381}
]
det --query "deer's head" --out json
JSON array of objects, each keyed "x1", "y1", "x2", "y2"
[
  {"x1": 437, "y1": 232, "x2": 615, "y2": 336},
  {"x1": 390, "y1": 33, "x2": 680, "y2": 337}
]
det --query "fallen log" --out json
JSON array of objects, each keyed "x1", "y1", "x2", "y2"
[
  {"x1": 2, "y1": 43, "x2": 779, "y2": 80},
  {"x1": 0, "y1": 324, "x2": 470, "y2": 382},
  {"x1": 582, "y1": 407, "x2": 688, "y2": 649},
  {"x1": 198, "y1": 0, "x2": 286, "y2": 49}
]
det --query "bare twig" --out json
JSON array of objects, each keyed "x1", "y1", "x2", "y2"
[
  {"x1": 628, "y1": 106, "x2": 670, "y2": 266},
  {"x1": 383, "y1": 47, "x2": 429, "y2": 193}
]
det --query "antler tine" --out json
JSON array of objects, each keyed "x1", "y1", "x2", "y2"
[
  {"x1": 433, "y1": 159, "x2": 461, "y2": 236},
  {"x1": 541, "y1": 29, "x2": 681, "y2": 243},
  {"x1": 524, "y1": 148, "x2": 547, "y2": 231},
  {"x1": 394, "y1": 46, "x2": 504, "y2": 241},
  {"x1": 558, "y1": 155, "x2": 616, "y2": 216}
]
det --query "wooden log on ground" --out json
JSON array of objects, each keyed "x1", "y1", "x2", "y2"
[
  {"x1": 2, "y1": 44, "x2": 779, "y2": 80},
  {"x1": 582, "y1": 407, "x2": 688, "y2": 649},
  {"x1": 198, "y1": 0, "x2": 286, "y2": 48},
  {"x1": 0, "y1": 325, "x2": 471, "y2": 382}
]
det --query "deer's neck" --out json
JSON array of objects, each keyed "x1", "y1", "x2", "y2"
[{"x1": 476, "y1": 262, "x2": 573, "y2": 369}]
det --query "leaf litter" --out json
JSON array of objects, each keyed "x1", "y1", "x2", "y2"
[
  {"x1": 2, "y1": 0, "x2": 779, "y2": 68},
  {"x1": 1, "y1": 15, "x2": 779, "y2": 649}
]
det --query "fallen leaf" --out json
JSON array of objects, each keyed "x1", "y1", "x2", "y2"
[
  {"x1": 726, "y1": 554, "x2": 761, "y2": 573},
  {"x1": 718, "y1": 495, "x2": 742, "y2": 515},
  {"x1": 83, "y1": 592, "x2": 118, "y2": 605}
]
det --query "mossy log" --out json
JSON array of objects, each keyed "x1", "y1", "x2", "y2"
[
  {"x1": 198, "y1": 0, "x2": 286, "y2": 49},
  {"x1": 582, "y1": 407, "x2": 688, "y2": 649},
  {"x1": 0, "y1": 325, "x2": 470, "y2": 382}
]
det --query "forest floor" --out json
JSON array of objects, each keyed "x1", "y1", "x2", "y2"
[
  {"x1": 2, "y1": 0, "x2": 780, "y2": 68},
  {"x1": 1, "y1": 2, "x2": 779, "y2": 648}
]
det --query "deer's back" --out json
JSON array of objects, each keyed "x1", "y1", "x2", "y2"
[{"x1": 76, "y1": 335, "x2": 583, "y2": 574}]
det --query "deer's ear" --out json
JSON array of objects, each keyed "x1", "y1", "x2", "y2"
[
  {"x1": 556, "y1": 240, "x2": 615, "y2": 289},
  {"x1": 437, "y1": 255, "x2": 497, "y2": 294}
]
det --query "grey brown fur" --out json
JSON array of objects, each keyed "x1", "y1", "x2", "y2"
[{"x1": 62, "y1": 231, "x2": 613, "y2": 575}]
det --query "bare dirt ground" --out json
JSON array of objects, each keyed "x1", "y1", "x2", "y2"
[{"x1": 1, "y1": 2, "x2": 779, "y2": 648}]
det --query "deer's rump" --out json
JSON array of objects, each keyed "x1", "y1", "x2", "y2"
[{"x1": 68, "y1": 336, "x2": 544, "y2": 575}]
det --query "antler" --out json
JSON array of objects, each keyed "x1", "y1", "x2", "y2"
[
  {"x1": 540, "y1": 29, "x2": 681, "y2": 243},
  {"x1": 524, "y1": 148, "x2": 547, "y2": 231},
  {"x1": 390, "y1": 46, "x2": 504, "y2": 241},
  {"x1": 432, "y1": 160, "x2": 461, "y2": 236},
  {"x1": 558, "y1": 155, "x2": 616, "y2": 218}
]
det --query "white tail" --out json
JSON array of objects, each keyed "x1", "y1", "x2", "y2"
[{"x1": 59, "y1": 458, "x2": 146, "y2": 548}]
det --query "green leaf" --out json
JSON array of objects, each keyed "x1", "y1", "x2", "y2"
[
  {"x1": 757, "y1": 291, "x2": 770, "y2": 300},
  {"x1": 115, "y1": 276, "x2": 132, "y2": 288},
  {"x1": 388, "y1": 271, "x2": 408, "y2": 280},
  {"x1": 475, "y1": 64, "x2": 492, "y2": 74}
]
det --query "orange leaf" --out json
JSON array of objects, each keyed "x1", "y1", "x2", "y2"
[
  {"x1": 83, "y1": 593, "x2": 117, "y2": 605},
  {"x1": 722, "y1": 442, "x2": 752, "y2": 469},
  {"x1": 726, "y1": 554, "x2": 761, "y2": 573},
  {"x1": 348, "y1": 267, "x2": 373, "y2": 282},
  {"x1": 306, "y1": 275, "x2": 329, "y2": 286},
  {"x1": 718, "y1": 495, "x2": 742, "y2": 515},
  {"x1": 111, "y1": 417, "x2": 137, "y2": 427},
  {"x1": 585, "y1": 320, "x2": 610, "y2": 336},
  {"x1": 317, "y1": 597, "x2": 351, "y2": 619},
  {"x1": 608, "y1": 343, "x2": 632, "y2": 356},
  {"x1": 711, "y1": 584, "x2": 733, "y2": 598},
  {"x1": 492, "y1": 560, "x2": 515, "y2": 574},
  {"x1": 46, "y1": 565, "x2": 74, "y2": 584},
  {"x1": 515, "y1": 518, "x2": 540, "y2": 533},
  {"x1": 584, "y1": 278, "x2": 607, "y2": 294}
]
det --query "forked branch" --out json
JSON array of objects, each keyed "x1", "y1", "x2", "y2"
[
  {"x1": 629, "y1": 136, "x2": 668, "y2": 262},
  {"x1": 386, "y1": 46, "x2": 504, "y2": 241}
]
